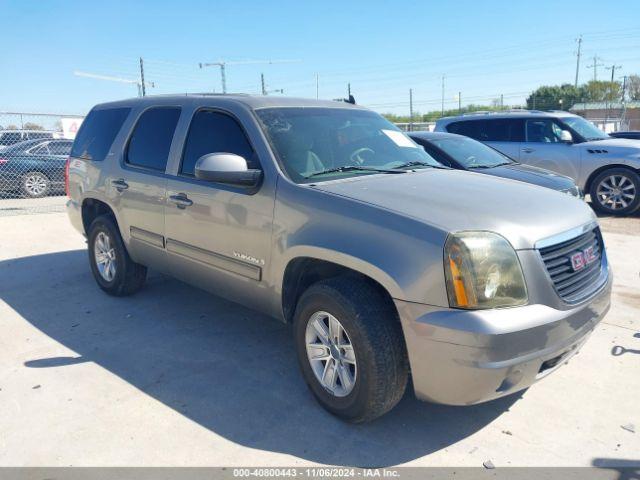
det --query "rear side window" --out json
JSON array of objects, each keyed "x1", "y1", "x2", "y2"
[
  {"x1": 71, "y1": 107, "x2": 130, "y2": 161},
  {"x1": 447, "y1": 119, "x2": 524, "y2": 142},
  {"x1": 126, "y1": 107, "x2": 181, "y2": 171},
  {"x1": 180, "y1": 110, "x2": 256, "y2": 176}
]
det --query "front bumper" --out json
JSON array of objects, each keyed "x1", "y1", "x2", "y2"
[{"x1": 394, "y1": 272, "x2": 612, "y2": 405}]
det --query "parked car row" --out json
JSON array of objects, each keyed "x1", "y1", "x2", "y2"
[
  {"x1": 66, "y1": 95, "x2": 612, "y2": 422},
  {"x1": 434, "y1": 110, "x2": 640, "y2": 216},
  {"x1": 0, "y1": 138, "x2": 72, "y2": 197},
  {"x1": 0, "y1": 129, "x2": 57, "y2": 151}
]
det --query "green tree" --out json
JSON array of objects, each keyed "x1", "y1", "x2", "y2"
[
  {"x1": 583, "y1": 80, "x2": 621, "y2": 102},
  {"x1": 526, "y1": 84, "x2": 584, "y2": 111}
]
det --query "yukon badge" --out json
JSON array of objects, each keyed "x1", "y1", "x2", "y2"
[{"x1": 233, "y1": 251, "x2": 265, "y2": 266}]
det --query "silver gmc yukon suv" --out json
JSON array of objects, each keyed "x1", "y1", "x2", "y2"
[{"x1": 66, "y1": 95, "x2": 612, "y2": 422}]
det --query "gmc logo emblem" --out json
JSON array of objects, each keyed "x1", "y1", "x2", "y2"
[{"x1": 570, "y1": 246, "x2": 597, "y2": 271}]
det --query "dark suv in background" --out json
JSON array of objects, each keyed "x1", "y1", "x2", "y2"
[{"x1": 436, "y1": 111, "x2": 640, "y2": 216}]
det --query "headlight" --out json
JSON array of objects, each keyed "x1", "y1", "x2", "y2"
[{"x1": 444, "y1": 231, "x2": 528, "y2": 309}]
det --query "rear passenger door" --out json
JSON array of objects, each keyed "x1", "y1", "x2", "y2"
[
  {"x1": 447, "y1": 119, "x2": 523, "y2": 160},
  {"x1": 163, "y1": 108, "x2": 275, "y2": 310},
  {"x1": 110, "y1": 106, "x2": 181, "y2": 272}
]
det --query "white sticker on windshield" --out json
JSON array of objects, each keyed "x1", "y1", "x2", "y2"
[{"x1": 382, "y1": 129, "x2": 418, "y2": 148}]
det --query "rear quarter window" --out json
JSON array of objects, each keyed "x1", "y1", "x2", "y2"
[
  {"x1": 71, "y1": 107, "x2": 130, "y2": 161},
  {"x1": 447, "y1": 119, "x2": 524, "y2": 142}
]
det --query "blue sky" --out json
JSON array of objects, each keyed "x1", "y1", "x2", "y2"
[{"x1": 2, "y1": 0, "x2": 640, "y2": 116}]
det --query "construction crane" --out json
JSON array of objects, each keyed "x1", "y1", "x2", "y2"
[
  {"x1": 198, "y1": 59, "x2": 300, "y2": 94},
  {"x1": 74, "y1": 70, "x2": 155, "y2": 97}
]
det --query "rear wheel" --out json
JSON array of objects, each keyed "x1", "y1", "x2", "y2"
[
  {"x1": 22, "y1": 171, "x2": 49, "y2": 198},
  {"x1": 87, "y1": 215, "x2": 147, "y2": 296},
  {"x1": 293, "y1": 277, "x2": 408, "y2": 423},
  {"x1": 589, "y1": 168, "x2": 640, "y2": 216}
]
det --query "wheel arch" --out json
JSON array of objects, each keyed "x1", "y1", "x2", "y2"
[
  {"x1": 585, "y1": 163, "x2": 639, "y2": 194},
  {"x1": 281, "y1": 254, "x2": 401, "y2": 324},
  {"x1": 81, "y1": 197, "x2": 117, "y2": 235}
]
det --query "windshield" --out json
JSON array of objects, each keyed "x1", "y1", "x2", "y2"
[
  {"x1": 255, "y1": 107, "x2": 442, "y2": 183},
  {"x1": 560, "y1": 116, "x2": 609, "y2": 141},
  {"x1": 428, "y1": 136, "x2": 512, "y2": 168}
]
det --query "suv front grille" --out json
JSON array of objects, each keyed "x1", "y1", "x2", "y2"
[{"x1": 538, "y1": 227, "x2": 606, "y2": 303}]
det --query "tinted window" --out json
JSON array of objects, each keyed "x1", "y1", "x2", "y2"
[
  {"x1": 525, "y1": 119, "x2": 563, "y2": 143},
  {"x1": 26, "y1": 132, "x2": 53, "y2": 140},
  {"x1": 29, "y1": 142, "x2": 50, "y2": 155},
  {"x1": 126, "y1": 107, "x2": 181, "y2": 171},
  {"x1": 447, "y1": 119, "x2": 523, "y2": 142},
  {"x1": 0, "y1": 132, "x2": 23, "y2": 146},
  {"x1": 71, "y1": 107, "x2": 130, "y2": 161},
  {"x1": 181, "y1": 110, "x2": 256, "y2": 176}
]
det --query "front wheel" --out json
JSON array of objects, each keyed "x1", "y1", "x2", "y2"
[
  {"x1": 589, "y1": 168, "x2": 640, "y2": 216},
  {"x1": 293, "y1": 277, "x2": 408, "y2": 423}
]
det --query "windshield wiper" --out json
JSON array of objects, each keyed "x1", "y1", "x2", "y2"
[
  {"x1": 467, "y1": 162, "x2": 510, "y2": 169},
  {"x1": 305, "y1": 165, "x2": 406, "y2": 179},
  {"x1": 393, "y1": 161, "x2": 448, "y2": 170}
]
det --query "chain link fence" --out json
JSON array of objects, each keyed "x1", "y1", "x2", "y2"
[{"x1": 0, "y1": 112, "x2": 84, "y2": 216}]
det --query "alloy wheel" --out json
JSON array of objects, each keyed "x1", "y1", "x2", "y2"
[
  {"x1": 596, "y1": 174, "x2": 637, "y2": 210},
  {"x1": 94, "y1": 231, "x2": 117, "y2": 282},
  {"x1": 24, "y1": 173, "x2": 48, "y2": 197},
  {"x1": 305, "y1": 311, "x2": 357, "y2": 397}
]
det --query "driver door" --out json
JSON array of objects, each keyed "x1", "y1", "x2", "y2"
[
  {"x1": 164, "y1": 109, "x2": 275, "y2": 311},
  {"x1": 520, "y1": 118, "x2": 581, "y2": 180}
]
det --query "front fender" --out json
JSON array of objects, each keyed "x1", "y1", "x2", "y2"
[{"x1": 268, "y1": 180, "x2": 450, "y2": 313}]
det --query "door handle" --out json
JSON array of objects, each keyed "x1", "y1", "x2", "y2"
[
  {"x1": 169, "y1": 193, "x2": 193, "y2": 209},
  {"x1": 111, "y1": 178, "x2": 129, "y2": 192},
  {"x1": 522, "y1": 147, "x2": 535, "y2": 154}
]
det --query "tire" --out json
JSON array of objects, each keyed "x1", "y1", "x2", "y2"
[
  {"x1": 293, "y1": 276, "x2": 408, "y2": 423},
  {"x1": 589, "y1": 168, "x2": 640, "y2": 216},
  {"x1": 87, "y1": 214, "x2": 147, "y2": 296},
  {"x1": 21, "y1": 171, "x2": 49, "y2": 198}
]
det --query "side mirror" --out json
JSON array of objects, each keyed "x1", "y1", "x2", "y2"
[
  {"x1": 560, "y1": 130, "x2": 573, "y2": 143},
  {"x1": 195, "y1": 153, "x2": 262, "y2": 187}
]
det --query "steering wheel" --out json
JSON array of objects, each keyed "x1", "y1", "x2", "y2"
[{"x1": 350, "y1": 147, "x2": 375, "y2": 165}]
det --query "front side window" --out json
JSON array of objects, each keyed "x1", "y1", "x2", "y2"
[
  {"x1": 180, "y1": 110, "x2": 256, "y2": 176},
  {"x1": 256, "y1": 108, "x2": 440, "y2": 183},
  {"x1": 126, "y1": 107, "x2": 181, "y2": 171},
  {"x1": 71, "y1": 107, "x2": 130, "y2": 161},
  {"x1": 428, "y1": 136, "x2": 512, "y2": 169},
  {"x1": 525, "y1": 119, "x2": 564, "y2": 143}
]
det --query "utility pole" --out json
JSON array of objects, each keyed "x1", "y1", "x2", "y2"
[
  {"x1": 621, "y1": 75, "x2": 628, "y2": 102},
  {"x1": 199, "y1": 59, "x2": 300, "y2": 94},
  {"x1": 458, "y1": 91, "x2": 462, "y2": 113},
  {"x1": 315, "y1": 73, "x2": 319, "y2": 99},
  {"x1": 574, "y1": 35, "x2": 582, "y2": 87},
  {"x1": 441, "y1": 75, "x2": 445, "y2": 115},
  {"x1": 606, "y1": 64, "x2": 622, "y2": 83},
  {"x1": 586, "y1": 55, "x2": 604, "y2": 82},
  {"x1": 409, "y1": 88, "x2": 414, "y2": 131},
  {"x1": 500, "y1": 94, "x2": 504, "y2": 110},
  {"x1": 261, "y1": 73, "x2": 266, "y2": 95},
  {"x1": 348, "y1": 82, "x2": 351, "y2": 97},
  {"x1": 139, "y1": 57, "x2": 146, "y2": 96}
]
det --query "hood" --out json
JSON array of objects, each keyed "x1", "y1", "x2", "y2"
[
  {"x1": 313, "y1": 169, "x2": 596, "y2": 250},
  {"x1": 476, "y1": 163, "x2": 576, "y2": 191},
  {"x1": 582, "y1": 137, "x2": 640, "y2": 149}
]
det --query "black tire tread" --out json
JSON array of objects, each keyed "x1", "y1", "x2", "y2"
[
  {"x1": 295, "y1": 276, "x2": 408, "y2": 423},
  {"x1": 88, "y1": 214, "x2": 147, "y2": 296},
  {"x1": 589, "y1": 167, "x2": 640, "y2": 216}
]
